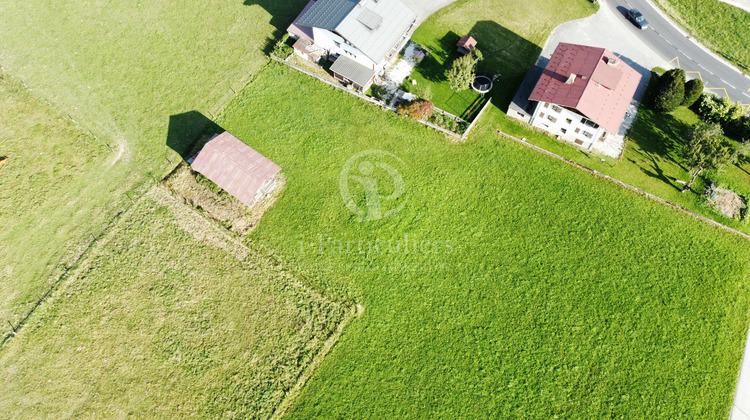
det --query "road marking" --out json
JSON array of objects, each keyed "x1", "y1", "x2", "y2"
[{"x1": 686, "y1": 71, "x2": 704, "y2": 83}]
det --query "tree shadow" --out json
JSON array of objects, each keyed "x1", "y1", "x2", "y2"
[
  {"x1": 244, "y1": 0, "x2": 312, "y2": 55},
  {"x1": 166, "y1": 111, "x2": 224, "y2": 160},
  {"x1": 633, "y1": 155, "x2": 683, "y2": 191}
]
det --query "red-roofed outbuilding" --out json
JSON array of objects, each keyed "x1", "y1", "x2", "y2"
[{"x1": 190, "y1": 132, "x2": 281, "y2": 208}]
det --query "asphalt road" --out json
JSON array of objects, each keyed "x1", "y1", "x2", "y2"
[{"x1": 603, "y1": 0, "x2": 750, "y2": 110}]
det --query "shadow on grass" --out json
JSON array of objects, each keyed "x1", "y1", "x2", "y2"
[
  {"x1": 166, "y1": 111, "x2": 224, "y2": 160},
  {"x1": 470, "y1": 21, "x2": 541, "y2": 111},
  {"x1": 244, "y1": 0, "x2": 311, "y2": 55}
]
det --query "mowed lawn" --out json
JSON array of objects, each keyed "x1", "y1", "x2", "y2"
[
  {"x1": 0, "y1": 73, "x2": 130, "y2": 337},
  {"x1": 652, "y1": 0, "x2": 750, "y2": 73},
  {"x1": 218, "y1": 64, "x2": 750, "y2": 418},
  {"x1": 0, "y1": 0, "x2": 309, "y2": 337},
  {"x1": 0, "y1": 187, "x2": 347, "y2": 418}
]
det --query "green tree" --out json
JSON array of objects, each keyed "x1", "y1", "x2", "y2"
[
  {"x1": 651, "y1": 68, "x2": 685, "y2": 113},
  {"x1": 681, "y1": 122, "x2": 734, "y2": 192},
  {"x1": 696, "y1": 93, "x2": 745, "y2": 125},
  {"x1": 682, "y1": 78, "x2": 703, "y2": 107},
  {"x1": 447, "y1": 49, "x2": 482, "y2": 92}
]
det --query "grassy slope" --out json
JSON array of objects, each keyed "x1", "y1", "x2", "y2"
[
  {"x1": 0, "y1": 73, "x2": 131, "y2": 334},
  {"x1": 651, "y1": 0, "x2": 750, "y2": 73},
  {"x1": 0, "y1": 188, "x2": 346, "y2": 417},
  {"x1": 218, "y1": 64, "x2": 750, "y2": 418},
  {"x1": 499, "y1": 104, "x2": 750, "y2": 232},
  {"x1": 408, "y1": 0, "x2": 597, "y2": 115},
  {"x1": 0, "y1": 0, "x2": 309, "y2": 337}
]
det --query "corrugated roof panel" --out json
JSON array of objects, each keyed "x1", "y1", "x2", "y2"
[{"x1": 190, "y1": 132, "x2": 281, "y2": 207}]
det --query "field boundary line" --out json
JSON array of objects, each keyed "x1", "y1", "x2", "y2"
[
  {"x1": 496, "y1": 129, "x2": 750, "y2": 242},
  {"x1": 0, "y1": 207, "x2": 130, "y2": 347},
  {"x1": 271, "y1": 303, "x2": 364, "y2": 420},
  {"x1": 154, "y1": 183, "x2": 363, "y2": 418}
]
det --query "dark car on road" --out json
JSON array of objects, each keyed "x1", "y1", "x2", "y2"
[{"x1": 627, "y1": 9, "x2": 649, "y2": 29}]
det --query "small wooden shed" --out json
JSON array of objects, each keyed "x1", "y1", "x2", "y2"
[
  {"x1": 457, "y1": 36, "x2": 477, "y2": 55},
  {"x1": 189, "y1": 132, "x2": 281, "y2": 207}
]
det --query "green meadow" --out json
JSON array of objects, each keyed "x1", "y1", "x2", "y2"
[
  {"x1": 1, "y1": 0, "x2": 749, "y2": 417},
  {"x1": 217, "y1": 64, "x2": 750, "y2": 417}
]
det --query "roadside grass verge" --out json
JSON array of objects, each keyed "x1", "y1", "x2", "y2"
[
  {"x1": 0, "y1": 187, "x2": 348, "y2": 418},
  {"x1": 651, "y1": 0, "x2": 750, "y2": 73},
  {"x1": 406, "y1": 0, "x2": 597, "y2": 115},
  {"x1": 217, "y1": 63, "x2": 750, "y2": 418}
]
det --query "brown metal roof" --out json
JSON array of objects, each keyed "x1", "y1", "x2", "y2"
[
  {"x1": 190, "y1": 132, "x2": 281, "y2": 207},
  {"x1": 529, "y1": 43, "x2": 641, "y2": 133}
]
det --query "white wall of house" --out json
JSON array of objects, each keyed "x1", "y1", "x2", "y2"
[
  {"x1": 311, "y1": 27, "x2": 377, "y2": 69},
  {"x1": 529, "y1": 101, "x2": 606, "y2": 150}
]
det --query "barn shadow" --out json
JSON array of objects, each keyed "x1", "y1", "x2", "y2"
[
  {"x1": 166, "y1": 111, "x2": 224, "y2": 160},
  {"x1": 244, "y1": 0, "x2": 311, "y2": 55}
]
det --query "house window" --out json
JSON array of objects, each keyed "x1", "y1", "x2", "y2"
[
  {"x1": 539, "y1": 112, "x2": 545, "y2": 118},
  {"x1": 583, "y1": 131, "x2": 593, "y2": 139},
  {"x1": 565, "y1": 118, "x2": 572, "y2": 124},
  {"x1": 547, "y1": 115, "x2": 557, "y2": 123},
  {"x1": 552, "y1": 105, "x2": 562, "y2": 113},
  {"x1": 544, "y1": 103, "x2": 549, "y2": 108},
  {"x1": 334, "y1": 41, "x2": 341, "y2": 48},
  {"x1": 561, "y1": 128, "x2": 567, "y2": 134},
  {"x1": 574, "y1": 139, "x2": 584, "y2": 145},
  {"x1": 575, "y1": 128, "x2": 580, "y2": 134}
]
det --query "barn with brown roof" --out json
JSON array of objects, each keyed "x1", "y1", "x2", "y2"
[{"x1": 189, "y1": 132, "x2": 281, "y2": 208}]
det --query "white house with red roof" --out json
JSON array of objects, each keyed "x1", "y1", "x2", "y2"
[{"x1": 510, "y1": 42, "x2": 642, "y2": 157}]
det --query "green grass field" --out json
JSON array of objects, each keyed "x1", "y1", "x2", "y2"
[
  {"x1": 216, "y1": 64, "x2": 750, "y2": 417},
  {"x1": 406, "y1": 0, "x2": 597, "y2": 115},
  {"x1": 3, "y1": 0, "x2": 750, "y2": 417},
  {"x1": 0, "y1": 0, "x2": 310, "y2": 337},
  {"x1": 499, "y1": 100, "x2": 750, "y2": 233},
  {"x1": 0, "y1": 73, "x2": 132, "y2": 337},
  {"x1": 0, "y1": 187, "x2": 347, "y2": 417},
  {"x1": 652, "y1": 0, "x2": 750, "y2": 73}
]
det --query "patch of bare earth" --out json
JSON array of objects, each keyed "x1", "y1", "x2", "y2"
[
  {"x1": 162, "y1": 163, "x2": 285, "y2": 235},
  {"x1": 706, "y1": 185, "x2": 747, "y2": 220}
]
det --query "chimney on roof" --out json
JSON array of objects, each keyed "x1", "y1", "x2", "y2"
[
  {"x1": 608, "y1": 57, "x2": 619, "y2": 66},
  {"x1": 565, "y1": 73, "x2": 577, "y2": 84}
]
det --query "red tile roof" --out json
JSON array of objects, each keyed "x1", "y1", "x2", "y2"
[
  {"x1": 191, "y1": 132, "x2": 281, "y2": 207},
  {"x1": 529, "y1": 42, "x2": 641, "y2": 133}
]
